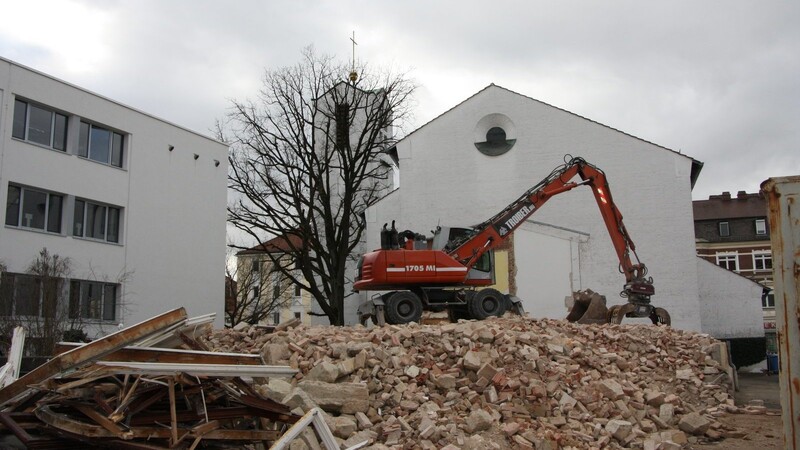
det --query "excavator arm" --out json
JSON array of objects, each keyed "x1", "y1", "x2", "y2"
[{"x1": 448, "y1": 156, "x2": 668, "y2": 324}]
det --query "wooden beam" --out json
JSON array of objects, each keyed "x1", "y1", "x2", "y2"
[
  {"x1": 54, "y1": 343, "x2": 263, "y2": 366},
  {"x1": 0, "y1": 308, "x2": 187, "y2": 407},
  {"x1": 93, "y1": 362, "x2": 297, "y2": 378},
  {"x1": 0, "y1": 411, "x2": 33, "y2": 444},
  {"x1": 168, "y1": 378, "x2": 178, "y2": 446},
  {"x1": 71, "y1": 403, "x2": 130, "y2": 439},
  {"x1": 36, "y1": 405, "x2": 280, "y2": 440}
]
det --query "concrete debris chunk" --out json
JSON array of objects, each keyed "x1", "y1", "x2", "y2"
[
  {"x1": 606, "y1": 419, "x2": 633, "y2": 440},
  {"x1": 678, "y1": 412, "x2": 712, "y2": 435},
  {"x1": 466, "y1": 408, "x2": 494, "y2": 433},
  {"x1": 306, "y1": 361, "x2": 339, "y2": 382},
  {"x1": 296, "y1": 380, "x2": 369, "y2": 414}
]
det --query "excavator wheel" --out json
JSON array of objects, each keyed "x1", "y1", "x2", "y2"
[
  {"x1": 468, "y1": 288, "x2": 508, "y2": 320},
  {"x1": 384, "y1": 291, "x2": 423, "y2": 325},
  {"x1": 565, "y1": 290, "x2": 609, "y2": 324}
]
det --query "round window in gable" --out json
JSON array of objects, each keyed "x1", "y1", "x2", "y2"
[{"x1": 473, "y1": 114, "x2": 516, "y2": 156}]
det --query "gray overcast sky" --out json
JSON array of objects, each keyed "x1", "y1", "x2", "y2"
[{"x1": 1, "y1": 0, "x2": 797, "y2": 200}]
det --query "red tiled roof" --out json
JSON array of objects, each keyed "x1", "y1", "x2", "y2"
[
  {"x1": 692, "y1": 191, "x2": 767, "y2": 221},
  {"x1": 236, "y1": 234, "x2": 304, "y2": 255}
]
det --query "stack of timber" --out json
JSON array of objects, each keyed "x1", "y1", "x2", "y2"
[{"x1": 0, "y1": 308, "x2": 301, "y2": 449}]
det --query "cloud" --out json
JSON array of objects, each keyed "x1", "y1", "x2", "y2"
[{"x1": 1, "y1": 0, "x2": 797, "y2": 200}]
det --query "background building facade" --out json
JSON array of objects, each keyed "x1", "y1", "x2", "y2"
[
  {"x1": 234, "y1": 236, "x2": 314, "y2": 327},
  {"x1": 693, "y1": 191, "x2": 775, "y2": 352},
  {"x1": 0, "y1": 57, "x2": 228, "y2": 340}
]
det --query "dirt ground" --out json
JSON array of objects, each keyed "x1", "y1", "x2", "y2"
[{"x1": 693, "y1": 373, "x2": 784, "y2": 449}]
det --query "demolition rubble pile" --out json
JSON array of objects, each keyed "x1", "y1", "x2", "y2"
[{"x1": 204, "y1": 316, "x2": 756, "y2": 449}]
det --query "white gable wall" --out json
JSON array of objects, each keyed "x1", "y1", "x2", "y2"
[
  {"x1": 364, "y1": 85, "x2": 704, "y2": 331},
  {"x1": 697, "y1": 258, "x2": 764, "y2": 338}
]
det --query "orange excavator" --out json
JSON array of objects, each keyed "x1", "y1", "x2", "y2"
[{"x1": 354, "y1": 156, "x2": 671, "y2": 326}]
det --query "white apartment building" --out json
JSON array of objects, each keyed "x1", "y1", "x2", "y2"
[{"x1": 0, "y1": 57, "x2": 228, "y2": 336}]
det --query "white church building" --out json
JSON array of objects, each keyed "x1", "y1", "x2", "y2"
[
  {"x1": 0, "y1": 57, "x2": 228, "y2": 334},
  {"x1": 354, "y1": 84, "x2": 763, "y2": 338}
]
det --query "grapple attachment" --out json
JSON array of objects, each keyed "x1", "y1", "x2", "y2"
[{"x1": 608, "y1": 303, "x2": 671, "y2": 325}]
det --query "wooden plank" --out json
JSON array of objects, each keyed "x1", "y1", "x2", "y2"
[
  {"x1": 54, "y1": 343, "x2": 262, "y2": 365},
  {"x1": 36, "y1": 405, "x2": 280, "y2": 440},
  {"x1": 71, "y1": 403, "x2": 130, "y2": 439},
  {"x1": 93, "y1": 362, "x2": 297, "y2": 378},
  {"x1": 0, "y1": 308, "x2": 187, "y2": 407},
  {"x1": 0, "y1": 411, "x2": 33, "y2": 444},
  {"x1": 168, "y1": 378, "x2": 178, "y2": 446}
]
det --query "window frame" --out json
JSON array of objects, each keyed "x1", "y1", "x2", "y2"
[
  {"x1": 752, "y1": 251, "x2": 772, "y2": 271},
  {"x1": 755, "y1": 219, "x2": 767, "y2": 236},
  {"x1": 271, "y1": 271, "x2": 281, "y2": 301},
  {"x1": 68, "y1": 279, "x2": 118, "y2": 321},
  {"x1": 0, "y1": 272, "x2": 64, "y2": 318},
  {"x1": 73, "y1": 198, "x2": 122, "y2": 243},
  {"x1": 5, "y1": 184, "x2": 63, "y2": 234},
  {"x1": 78, "y1": 121, "x2": 125, "y2": 168},
  {"x1": 762, "y1": 290, "x2": 775, "y2": 309},
  {"x1": 12, "y1": 98, "x2": 69, "y2": 152},
  {"x1": 715, "y1": 252, "x2": 739, "y2": 271},
  {"x1": 718, "y1": 221, "x2": 730, "y2": 237}
]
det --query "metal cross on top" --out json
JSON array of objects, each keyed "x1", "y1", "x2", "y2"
[{"x1": 349, "y1": 31, "x2": 358, "y2": 83}]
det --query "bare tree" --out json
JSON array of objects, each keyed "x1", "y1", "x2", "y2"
[
  {"x1": 0, "y1": 248, "x2": 73, "y2": 358},
  {"x1": 224, "y1": 47, "x2": 415, "y2": 325},
  {"x1": 0, "y1": 249, "x2": 133, "y2": 361}
]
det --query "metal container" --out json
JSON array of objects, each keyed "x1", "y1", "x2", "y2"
[{"x1": 761, "y1": 175, "x2": 800, "y2": 449}]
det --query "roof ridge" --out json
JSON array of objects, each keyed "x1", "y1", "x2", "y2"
[{"x1": 399, "y1": 84, "x2": 701, "y2": 166}]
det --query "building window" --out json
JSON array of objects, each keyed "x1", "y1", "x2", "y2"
[
  {"x1": 294, "y1": 311, "x2": 302, "y2": 320},
  {"x1": 271, "y1": 272, "x2": 281, "y2": 301},
  {"x1": 272, "y1": 311, "x2": 280, "y2": 325},
  {"x1": 762, "y1": 290, "x2": 775, "y2": 309},
  {"x1": 252, "y1": 285, "x2": 260, "y2": 299},
  {"x1": 718, "y1": 221, "x2": 730, "y2": 237},
  {"x1": 716, "y1": 252, "x2": 738, "y2": 271},
  {"x1": 335, "y1": 103, "x2": 350, "y2": 150},
  {"x1": 78, "y1": 122, "x2": 124, "y2": 167},
  {"x1": 5, "y1": 184, "x2": 63, "y2": 233},
  {"x1": 0, "y1": 272, "x2": 62, "y2": 318},
  {"x1": 294, "y1": 283, "x2": 301, "y2": 297},
  {"x1": 12, "y1": 99, "x2": 68, "y2": 151},
  {"x1": 753, "y1": 251, "x2": 772, "y2": 271},
  {"x1": 252, "y1": 260, "x2": 261, "y2": 274},
  {"x1": 755, "y1": 219, "x2": 767, "y2": 235},
  {"x1": 68, "y1": 280, "x2": 117, "y2": 321},
  {"x1": 73, "y1": 199, "x2": 121, "y2": 243}
]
